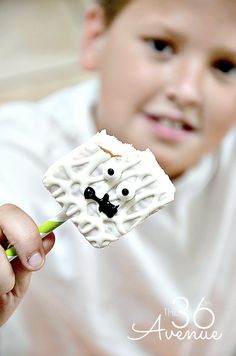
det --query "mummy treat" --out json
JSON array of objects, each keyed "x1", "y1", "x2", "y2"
[{"x1": 42, "y1": 130, "x2": 175, "y2": 248}]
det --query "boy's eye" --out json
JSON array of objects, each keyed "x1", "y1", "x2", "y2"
[
  {"x1": 213, "y1": 59, "x2": 236, "y2": 75},
  {"x1": 148, "y1": 39, "x2": 174, "y2": 56}
]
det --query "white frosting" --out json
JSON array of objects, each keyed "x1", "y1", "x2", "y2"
[{"x1": 42, "y1": 130, "x2": 175, "y2": 248}]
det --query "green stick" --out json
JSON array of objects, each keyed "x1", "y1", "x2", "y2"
[{"x1": 6, "y1": 210, "x2": 68, "y2": 262}]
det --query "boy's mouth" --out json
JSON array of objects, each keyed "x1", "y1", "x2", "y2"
[{"x1": 143, "y1": 111, "x2": 197, "y2": 142}]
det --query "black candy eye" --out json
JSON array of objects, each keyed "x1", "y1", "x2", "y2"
[
  {"x1": 116, "y1": 182, "x2": 135, "y2": 201},
  {"x1": 103, "y1": 161, "x2": 122, "y2": 181},
  {"x1": 108, "y1": 168, "x2": 115, "y2": 176},
  {"x1": 122, "y1": 188, "x2": 129, "y2": 196}
]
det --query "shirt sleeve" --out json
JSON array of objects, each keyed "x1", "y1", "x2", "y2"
[{"x1": 0, "y1": 102, "x2": 61, "y2": 220}]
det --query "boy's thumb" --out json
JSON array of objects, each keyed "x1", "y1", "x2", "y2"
[{"x1": 42, "y1": 233, "x2": 55, "y2": 255}]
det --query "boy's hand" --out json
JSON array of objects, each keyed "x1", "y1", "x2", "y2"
[{"x1": 0, "y1": 204, "x2": 55, "y2": 326}]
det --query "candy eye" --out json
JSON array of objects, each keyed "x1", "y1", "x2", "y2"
[
  {"x1": 103, "y1": 161, "x2": 122, "y2": 181},
  {"x1": 116, "y1": 182, "x2": 136, "y2": 201}
]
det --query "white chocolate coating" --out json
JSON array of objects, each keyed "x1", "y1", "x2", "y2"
[{"x1": 42, "y1": 130, "x2": 175, "y2": 248}]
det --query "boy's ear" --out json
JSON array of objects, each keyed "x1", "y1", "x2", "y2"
[{"x1": 80, "y1": 5, "x2": 107, "y2": 71}]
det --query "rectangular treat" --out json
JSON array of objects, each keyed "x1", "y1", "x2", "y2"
[{"x1": 42, "y1": 130, "x2": 175, "y2": 248}]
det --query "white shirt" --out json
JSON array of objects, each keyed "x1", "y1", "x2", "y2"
[{"x1": 1, "y1": 80, "x2": 236, "y2": 356}]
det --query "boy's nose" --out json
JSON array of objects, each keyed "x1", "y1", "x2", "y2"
[{"x1": 165, "y1": 60, "x2": 204, "y2": 108}]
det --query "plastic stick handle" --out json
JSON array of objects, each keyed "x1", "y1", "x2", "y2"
[{"x1": 5, "y1": 210, "x2": 69, "y2": 262}]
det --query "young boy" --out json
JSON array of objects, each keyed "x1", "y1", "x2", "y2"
[{"x1": 1, "y1": 0, "x2": 236, "y2": 355}]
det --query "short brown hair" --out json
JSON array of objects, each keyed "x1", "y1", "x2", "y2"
[{"x1": 96, "y1": 0, "x2": 131, "y2": 26}]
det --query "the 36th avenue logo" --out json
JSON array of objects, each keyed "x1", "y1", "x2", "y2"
[{"x1": 128, "y1": 297, "x2": 222, "y2": 341}]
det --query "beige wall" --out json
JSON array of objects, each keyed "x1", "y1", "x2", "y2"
[{"x1": 0, "y1": 0, "x2": 94, "y2": 103}]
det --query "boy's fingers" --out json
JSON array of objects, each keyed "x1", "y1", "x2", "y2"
[
  {"x1": 10, "y1": 234, "x2": 55, "y2": 299},
  {"x1": 0, "y1": 206, "x2": 56, "y2": 299},
  {"x1": 0, "y1": 246, "x2": 15, "y2": 295},
  {"x1": 0, "y1": 233, "x2": 55, "y2": 299},
  {"x1": 0, "y1": 204, "x2": 45, "y2": 271}
]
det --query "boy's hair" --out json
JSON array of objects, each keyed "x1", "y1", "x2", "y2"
[{"x1": 96, "y1": 0, "x2": 131, "y2": 26}]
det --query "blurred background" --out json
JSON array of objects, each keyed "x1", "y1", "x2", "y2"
[{"x1": 0, "y1": 0, "x2": 93, "y2": 103}]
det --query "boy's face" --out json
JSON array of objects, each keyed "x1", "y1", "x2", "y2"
[{"x1": 81, "y1": 0, "x2": 236, "y2": 178}]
